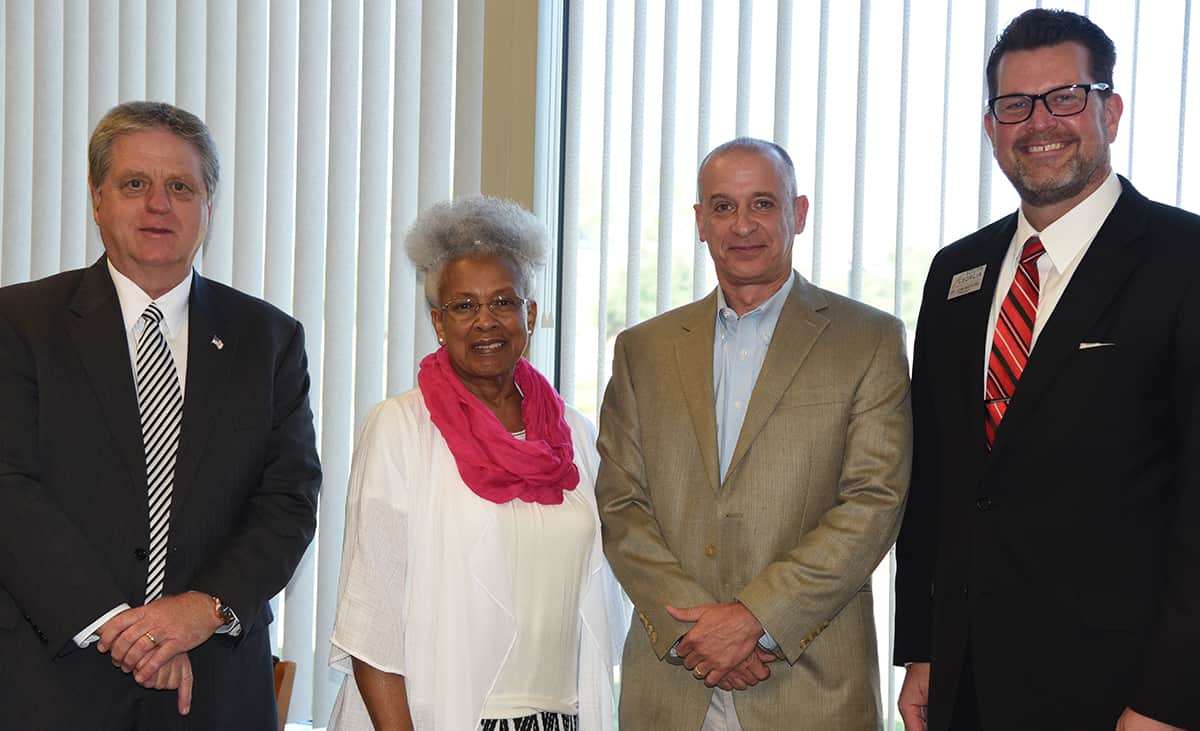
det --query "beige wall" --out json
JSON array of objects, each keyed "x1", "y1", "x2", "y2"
[{"x1": 481, "y1": 0, "x2": 540, "y2": 209}]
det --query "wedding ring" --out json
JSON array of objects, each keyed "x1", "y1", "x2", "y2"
[
  {"x1": 144, "y1": 632, "x2": 157, "y2": 645},
  {"x1": 693, "y1": 668, "x2": 705, "y2": 679}
]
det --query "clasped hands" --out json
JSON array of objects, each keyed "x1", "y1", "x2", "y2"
[
  {"x1": 667, "y1": 601, "x2": 780, "y2": 691},
  {"x1": 94, "y1": 592, "x2": 223, "y2": 715}
]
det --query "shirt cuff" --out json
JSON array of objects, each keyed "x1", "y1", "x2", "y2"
[
  {"x1": 186, "y1": 591, "x2": 243, "y2": 636},
  {"x1": 666, "y1": 636, "x2": 685, "y2": 665},
  {"x1": 75, "y1": 603, "x2": 131, "y2": 648},
  {"x1": 215, "y1": 614, "x2": 243, "y2": 636}
]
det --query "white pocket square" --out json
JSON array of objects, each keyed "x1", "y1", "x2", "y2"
[{"x1": 1078, "y1": 342, "x2": 1116, "y2": 350}]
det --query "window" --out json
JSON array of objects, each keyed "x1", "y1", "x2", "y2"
[{"x1": 556, "y1": 1, "x2": 1200, "y2": 724}]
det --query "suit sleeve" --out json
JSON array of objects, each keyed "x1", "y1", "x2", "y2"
[
  {"x1": 1132, "y1": 274, "x2": 1200, "y2": 730},
  {"x1": 892, "y1": 264, "x2": 944, "y2": 665},
  {"x1": 595, "y1": 332, "x2": 719, "y2": 659},
  {"x1": 188, "y1": 320, "x2": 321, "y2": 636},
  {"x1": 0, "y1": 312, "x2": 128, "y2": 653},
  {"x1": 735, "y1": 316, "x2": 913, "y2": 661}
]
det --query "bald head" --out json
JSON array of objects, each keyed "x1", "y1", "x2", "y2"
[{"x1": 697, "y1": 137, "x2": 798, "y2": 203}]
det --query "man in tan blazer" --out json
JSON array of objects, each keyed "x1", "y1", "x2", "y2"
[{"x1": 596, "y1": 138, "x2": 912, "y2": 729}]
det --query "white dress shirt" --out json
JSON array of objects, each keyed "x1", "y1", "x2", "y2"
[
  {"x1": 983, "y1": 172, "x2": 1122, "y2": 387},
  {"x1": 72, "y1": 264, "x2": 192, "y2": 648},
  {"x1": 74, "y1": 264, "x2": 238, "y2": 644}
]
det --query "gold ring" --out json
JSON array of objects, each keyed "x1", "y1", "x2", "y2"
[
  {"x1": 693, "y1": 668, "x2": 705, "y2": 679},
  {"x1": 144, "y1": 632, "x2": 157, "y2": 644}
]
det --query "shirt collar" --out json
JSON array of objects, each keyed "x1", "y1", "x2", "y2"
[
  {"x1": 715, "y1": 272, "x2": 796, "y2": 335},
  {"x1": 1014, "y1": 171, "x2": 1122, "y2": 273},
  {"x1": 107, "y1": 259, "x2": 193, "y2": 338}
]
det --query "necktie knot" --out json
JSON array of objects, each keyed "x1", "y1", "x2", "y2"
[
  {"x1": 1020, "y1": 236, "x2": 1046, "y2": 266},
  {"x1": 141, "y1": 303, "x2": 165, "y2": 327}
]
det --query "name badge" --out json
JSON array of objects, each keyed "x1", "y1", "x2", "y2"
[{"x1": 947, "y1": 265, "x2": 986, "y2": 300}]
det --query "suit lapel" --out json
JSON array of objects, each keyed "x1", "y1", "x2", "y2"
[
  {"x1": 174, "y1": 275, "x2": 234, "y2": 502},
  {"x1": 952, "y1": 219, "x2": 1017, "y2": 452},
  {"x1": 67, "y1": 259, "x2": 146, "y2": 491},
  {"x1": 674, "y1": 293, "x2": 722, "y2": 493},
  {"x1": 992, "y1": 181, "x2": 1150, "y2": 455},
  {"x1": 724, "y1": 277, "x2": 828, "y2": 485}
]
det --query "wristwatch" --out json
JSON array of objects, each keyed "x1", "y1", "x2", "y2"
[{"x1": 211, "y1": 595, "x2": 236, "y2": 626}]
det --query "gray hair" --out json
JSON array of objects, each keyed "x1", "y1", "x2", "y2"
[
  {"x1": 89, "y1": 101, "x2": 220, "y2": 200},
  {"x1": 406, "y1": 195, "x2": 547, "y2": 308},
  {"x1": 697, "y1": 137, "x2": 798, "y2": 201}
]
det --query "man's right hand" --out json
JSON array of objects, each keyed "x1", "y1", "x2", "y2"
[
  {"x1": 898, "y1": 662, "x2": 931, "y2": 731},
  {"x1": 152, "y1": 652, "x2": 194, "y2": 716},
  {"x1": 668, "y1": 601, "x2": 764, "y2": 687}
]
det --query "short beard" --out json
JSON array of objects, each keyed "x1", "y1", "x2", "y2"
[{"x1": 1003, "y1": 143, "x2": 1110, "y2": 208}]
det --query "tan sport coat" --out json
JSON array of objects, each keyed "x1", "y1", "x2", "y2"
[{"x1": 596, "y1": 274, "x2": 912, "y2": 730}]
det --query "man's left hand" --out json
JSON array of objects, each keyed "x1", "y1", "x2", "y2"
[
  {"x1": 716, "y1": 648, "x2": 779, "y2": 691},
  {"x1": 97, "y1": 593, "x2": 221, "y2": 685},
  {"x1": 667, "y1": 601, "x2": 764, "y2": 686},
  {"x1": 1115, "y1": 708, "x2": 1185, "y2": 731}
]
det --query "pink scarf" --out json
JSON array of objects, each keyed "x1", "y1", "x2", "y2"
[{"x1": 417, "y1": 348, "x2": 579, "y2": 505}]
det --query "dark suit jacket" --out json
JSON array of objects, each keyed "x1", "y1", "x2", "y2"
[
  {"x1": 894, "y1": 178, "x2": 1200, "y2": 731},
  {"x1": 0, "y1": 257, "x2": 321, "y2": 730}
]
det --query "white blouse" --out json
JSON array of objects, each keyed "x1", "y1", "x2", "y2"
[
  {"x1": 326, "y1": 389, "x2": 624, "y2": 730},
  {"x1": 483, "y1": 486, "x2": 595, "y2": 718}
]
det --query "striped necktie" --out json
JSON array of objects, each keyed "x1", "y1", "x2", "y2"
[
  {"x1": 136, "y1": 303, "x2": 183, "y2": 603},
  {"x1": 985, "y1": 236, "x2": 1045, "y2": 449}
]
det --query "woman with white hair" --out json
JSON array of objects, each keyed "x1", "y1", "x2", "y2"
[{"x1": 327, "y1": 196, "x2": 623, "y2": 730}]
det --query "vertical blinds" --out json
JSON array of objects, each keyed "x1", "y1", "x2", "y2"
[
  {"x1": 3, "y1": 0, "x2": 1198, "y2": 727},
  {"x1": 0, "y1": 1, "x2": 495, "y2": 724},
  {"x1": 558, "y1": 0, "x2": 1198, "y2": 725}
]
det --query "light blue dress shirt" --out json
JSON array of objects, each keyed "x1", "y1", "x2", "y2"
[
  {"x1": 712, "y1": 272, "x2": 795, "y2": 653},
  {"x1": 666, "y1": 274, "x2": 797, "y2": 660},
  {"x1": 713, "y1": 273, "x2": 796, "y2": 480}
]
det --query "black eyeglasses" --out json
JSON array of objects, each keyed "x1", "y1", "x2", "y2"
[
  {"x1": 439, "y1": 295, "x2": 528, "y2": 322},
  {"x1": 988, "y1": 82, "x2": 1112, "y2": 125}
]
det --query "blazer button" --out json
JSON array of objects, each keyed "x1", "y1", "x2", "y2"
[
  {"x1": 975, "y1": 496, "x2": 994, "y2": 512},
  {"x1": 705, "y1": 544, "x2": 717, "y2": 558},
  {"x1": 133, "y1": 547, "x2": 148, "y2": 561}
]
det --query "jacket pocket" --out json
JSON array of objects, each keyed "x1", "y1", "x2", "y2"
[{"x1": 777, "y1": 384, "x2": 850, "y2": 408}]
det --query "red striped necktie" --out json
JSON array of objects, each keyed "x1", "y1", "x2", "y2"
[{"x1": 985, "y1": 236, "x2": 1045, "y2": 449}]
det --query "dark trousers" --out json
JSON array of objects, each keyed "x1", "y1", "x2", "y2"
[{"x1": 949, "y1": 646, "x2": 983, "y2": 731}]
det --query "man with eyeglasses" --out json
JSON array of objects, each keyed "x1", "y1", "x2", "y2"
[{"x1": 895, "y1": 9, "x2": 1200, "y2": 731}]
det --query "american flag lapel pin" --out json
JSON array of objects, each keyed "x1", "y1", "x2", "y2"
[{"x1": 211, "y1": 335, "x2": 224, "y2": 350}]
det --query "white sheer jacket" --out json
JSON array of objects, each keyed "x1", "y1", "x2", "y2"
[{"x1": 327, "y1": 388, "x2": 626, "y2": 730}]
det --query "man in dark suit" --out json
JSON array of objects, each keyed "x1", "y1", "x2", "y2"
[
  {"x1": 0, "y1": 101, "x2": 321, "y2": 729},
  {"x1": 895, "y1": 9, "x2": 1199, "y2": 731}
]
